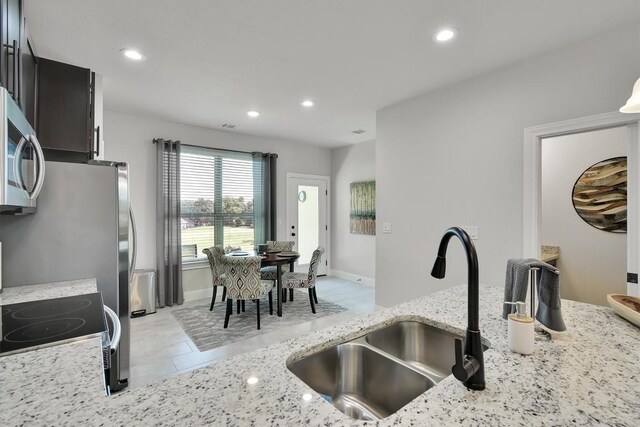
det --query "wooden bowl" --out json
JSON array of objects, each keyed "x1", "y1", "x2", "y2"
[{"x1": 607, "y1": 294, "x2": 640, "y2": 328}]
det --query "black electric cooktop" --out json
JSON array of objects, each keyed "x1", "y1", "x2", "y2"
[{"x1": 0, "y1": 292, "x2": 107, "y2": 356}]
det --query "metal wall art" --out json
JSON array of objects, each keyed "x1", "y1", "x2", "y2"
[{"x1": 572, "y1": 156, "x2": 626, "y2": 233}]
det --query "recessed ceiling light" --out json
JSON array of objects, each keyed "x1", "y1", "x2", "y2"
[
  {"x1": 433, "y1": 28, "x2": 457, "y2": 43},
  {"x1": 247, "y1": 110, "x2": 260, "y2": 118},
  {"x1": 302, "y1": 393, "x2": 312, "y2": 401},
  {"x1": 301, "y1": 100, "x2": 314, "y2": 107},
  {"x1": 120, "y1": 48, "x2": 144, "y2": 61},
  {"x1": 247, "y1": 376, "x2": 259, "y2": 385}
]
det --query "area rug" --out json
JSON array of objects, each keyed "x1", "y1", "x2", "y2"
[{"x1": 171, "y1": 290, "x2": 348, "y2": 352}]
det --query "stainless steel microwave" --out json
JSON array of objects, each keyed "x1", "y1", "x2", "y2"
[{"x1": 0, "y1": 87, "x2": 45, "y2": 214}]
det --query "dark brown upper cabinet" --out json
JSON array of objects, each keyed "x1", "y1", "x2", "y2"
[
  {"x1": 0, "y1": 0, "x2": 38, "y2": 129},
  {"x1": 1, "y1": 1, "x2": 101, "y2": 163},
  {"x1": 36, "y1": 57, "x2": 96, "y2": 163},
  {"x1": 1, "y1": 0, "x2": 21, "y2": 98},
  {"x1": 20, "y1": 17, "x2": 37, "y2": 127}
]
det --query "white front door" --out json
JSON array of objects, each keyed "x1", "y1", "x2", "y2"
[{"x1": 287, "y1": 174, "x2": 329, "y2": 275}]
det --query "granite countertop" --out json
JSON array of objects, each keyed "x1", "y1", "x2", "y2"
[
  {"x1": 0, "y1": 278, "x2": 98, "y2": 305},
  {"x1": 0, "y1": 278, "x2": 106, "y2": 425},
  {"x1": 2, "y1": 284, "x2": 640, "y2": 426},
  {"x1": 541, "y1": 245, "x2": 559, "y2": 263}
]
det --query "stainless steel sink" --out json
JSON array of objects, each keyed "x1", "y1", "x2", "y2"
[
  {"x1": 287, "y1": 319, "x2": 490, "y2": 421},
  {"x1": 288, "y1": 342, "x2": 435, "y2": 421},
  {"x1": 365, "y1": 320, "x2": 489, "y2": 383}
]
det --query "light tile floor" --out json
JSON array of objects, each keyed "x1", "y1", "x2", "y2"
[{"x1": 128, "y1": 277, "x2": 375, "y2": 389}]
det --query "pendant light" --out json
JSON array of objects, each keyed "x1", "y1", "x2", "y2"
[{"x1": 620, "y1": 77, "x2": 640, "y2": 113}]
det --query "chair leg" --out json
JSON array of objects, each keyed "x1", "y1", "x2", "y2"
[
  {"x1": 289, "y1": 288, "x2": 293, "y2": 302},
  {"x1": 210, "y1": 286, "x2": 217, "y2": 311},
  {"x1": 308, "y1": 288, "x2": 316, "y2": 314},
  {"x1": 268, "y1": 291, "x2": 273, "y2": 315},
  {"x1": 222, "y1": 287, "x2": 227, "y2": 301},
  {"x1": 282, "y1": 288, "x2": 287, "y2": 303},
  {"x1": 242, "y1": 300, "x2": 246, "y2": 312},
  {"x1": 224, "y1": 298, "x2": 232, "y2": 328},
  {"x1": 313, "y1": 287, "x2": 318, "y2": 304},
  {"x1": 237, "y1": 300, "x2": 240, "y2": 314},
  {"x1": 256, "y1": 299, "x2": 261, "y2": 330}
]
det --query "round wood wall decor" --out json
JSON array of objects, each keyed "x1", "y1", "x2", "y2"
[{"x1": 572, "y1": 156, "x2": 627, "y2": 233}]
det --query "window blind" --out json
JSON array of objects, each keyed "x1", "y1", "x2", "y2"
[{"x1": 180, "y1": 145, "x2": 258, "y2": 259}]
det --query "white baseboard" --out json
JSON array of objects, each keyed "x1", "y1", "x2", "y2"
[
  {"x1": 184, "y1": 287, "x2": 211, "y2": 302},
  {"x1": 328, "y1": 269, "x2": 375, "y2": 287},
  {"x1": 628, "y1": 282, "x2": 639, "y2": 297}
]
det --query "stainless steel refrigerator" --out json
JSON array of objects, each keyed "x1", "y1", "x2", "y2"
[{"x1": 0, "y1": 160, "x2": 136, "y2": 392}]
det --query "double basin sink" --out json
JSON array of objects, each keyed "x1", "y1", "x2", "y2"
[{"x1": 287, "y1": 319, "x2": 490, "y2": 421}]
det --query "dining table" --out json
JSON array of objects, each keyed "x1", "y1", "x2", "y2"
[{"x1": 259, "y1": 252, "x2": 300, "y2": 317}]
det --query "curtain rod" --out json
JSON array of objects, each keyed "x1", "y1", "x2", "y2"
[
  {"x1": 182, "y1": 142, "x2": 253, "y2": 155},
  {"x1": 155, "y1": 139, "x2": 277, "y2": 157}
]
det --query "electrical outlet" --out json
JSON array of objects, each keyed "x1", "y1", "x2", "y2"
[
  {"x1": 461, "y1": 225, "x2": 478, "y2": 240},
  {"x1": 383, "y1": 222, "x2": 392, "y2": 234}
]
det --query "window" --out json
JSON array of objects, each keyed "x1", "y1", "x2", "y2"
[{"x1": 180, "y1": 145, "x2": 260, "y2": 262}]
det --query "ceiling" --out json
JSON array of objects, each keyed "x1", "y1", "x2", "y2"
[{"x1": 25, "y1": 1, "x2": 640, "y2": 148}]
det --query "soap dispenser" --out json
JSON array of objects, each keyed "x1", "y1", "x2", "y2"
[{"x1": 505, "y1": 301, "x2": 534, "y2": 355}]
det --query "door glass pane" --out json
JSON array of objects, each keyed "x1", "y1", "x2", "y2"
[{"x1": 297, "y1": 185, "x2": 319, "y2": 264}]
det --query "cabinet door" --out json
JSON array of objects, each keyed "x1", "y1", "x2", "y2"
[
  {"x1": 92, "y1": 74, "x2": 104, "y2": 160},
  {"x1": 37, "y1": 57, "x2": 93, "y2": 162},
  {"x1": 5, "y1": 0, "x2": 21, "y2": 102},
  {"x1": 0, "y1": 0, "x2": 7, "y2": 89},
  {"x1": 20, "y1": 17, "x2": 37, "y2": 128},
  {"x1": 1, "y1": 0, "x2": 21, "y2": 100}
]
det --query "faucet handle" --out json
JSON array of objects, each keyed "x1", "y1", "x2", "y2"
[{"x1": 452, "y1": 337, "x2": 480, "y2": 382}]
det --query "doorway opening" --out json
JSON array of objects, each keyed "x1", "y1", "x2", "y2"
[
  {"x1": 286, "y1": 173, "x2": 330, "y2": 275},
  {"x1": 541, "y1": 127, "x2": 627, "y2": 305},
  {"x1": 524, "y1": 111, "x2": 640, "y2": 302}
]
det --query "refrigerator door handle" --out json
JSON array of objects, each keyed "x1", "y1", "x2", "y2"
[
  {"x1": 103, "y1": 305, "x2": 121, "y2": 355},
  {"x1": 129, "y1": 206, "x2": 137, "y2": 282}
]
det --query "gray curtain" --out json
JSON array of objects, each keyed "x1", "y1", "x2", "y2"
[
  {"x1": 253, "y1": 152, "x2": 278, "y2": 244},
  {"x1": 155, "y1": 138, "x2": 184, "y2": 307}
]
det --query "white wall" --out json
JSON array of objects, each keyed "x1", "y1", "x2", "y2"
[
  {"x1": 376, "y1": 23, "x2": 640, "y2": 307},
  {"x1": 542, "y1": 127, "x2": 628, "y2": 306},
  {"x1": 330, "y1": 140, "x2": 376, "y2": 283},
  {"x1": 104, "y1": 110, "x2": 331, "y2": 294}
]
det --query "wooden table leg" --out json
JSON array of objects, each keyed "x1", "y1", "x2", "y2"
[{"x1": 277, "y1": 264, "x2": 283, "y2": 317}]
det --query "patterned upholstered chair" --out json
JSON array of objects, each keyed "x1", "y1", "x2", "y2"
[
  {"x1": 281, "y1": 247, "x2": 325, "y2": 314},
  {"x1": 221, "y1": 256, "x2": 274, "y2": 330},
  {"x1": 202, "y1": 246, "x2": 227, "y2": 311},
  {"x1": 260, "y1": 241, "x2": 295, "y2": 300}
]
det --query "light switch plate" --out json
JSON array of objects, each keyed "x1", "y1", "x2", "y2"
[
  {"x1": 461, "y1": 225, "x2": 478, "y2": 240},
  {"x1": 383, "y1": 222, "x2": 392, "y2": 234}
]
